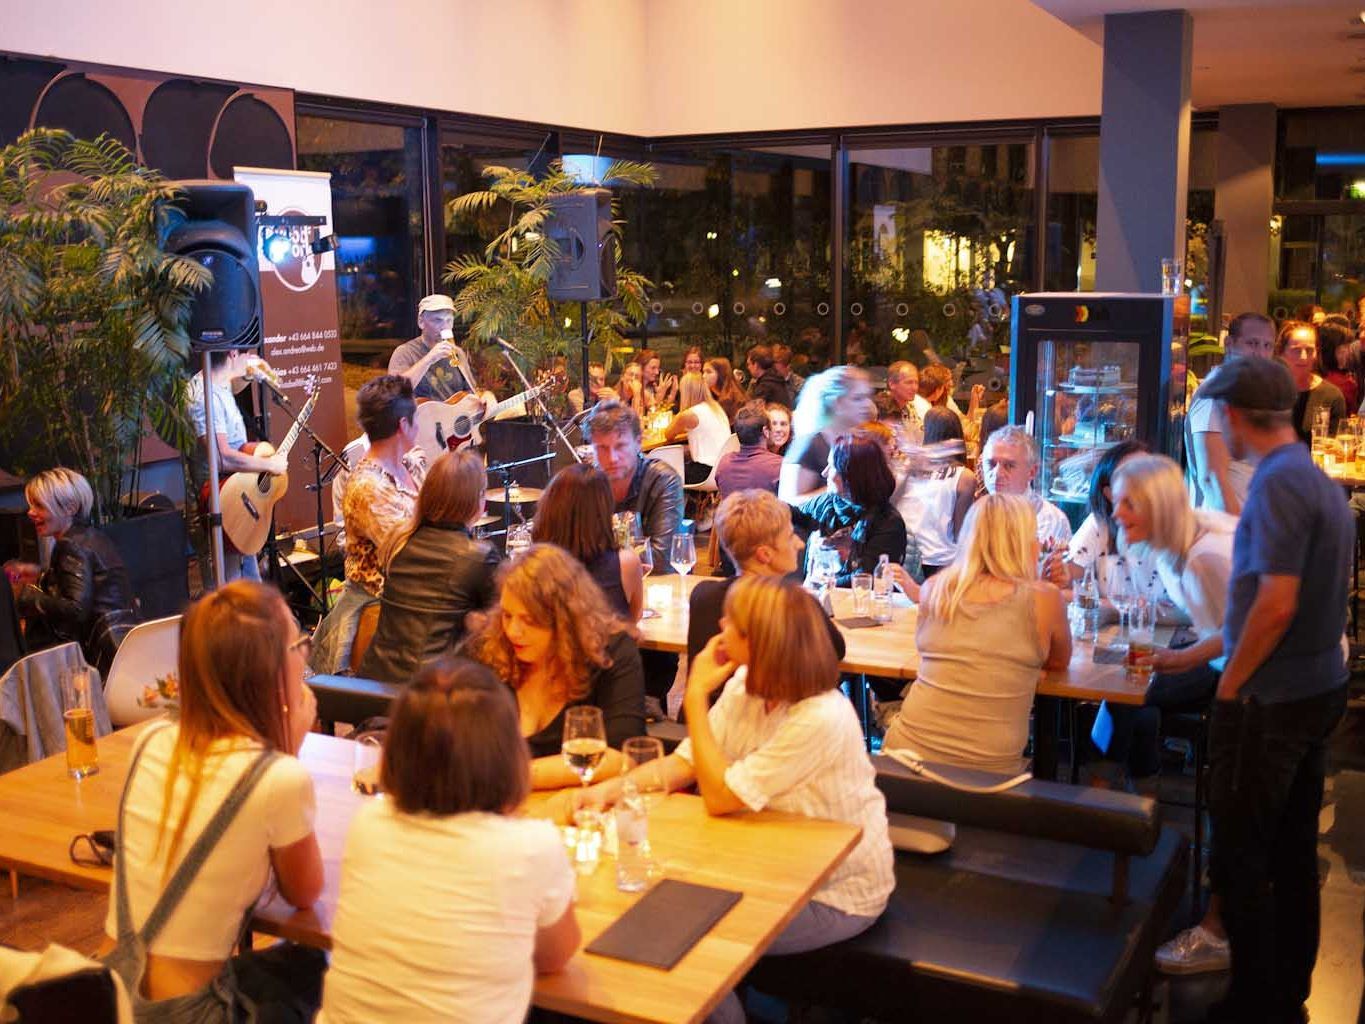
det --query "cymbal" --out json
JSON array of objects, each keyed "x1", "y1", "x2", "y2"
[{"x1": 484, "y1": 485, "x2": 543, "y2": 504}]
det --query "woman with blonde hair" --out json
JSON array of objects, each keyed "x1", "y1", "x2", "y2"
[
  {"x1": 574, "y1": 574, "x2": 892, "y2": 1024},
  {"x1": 779, "y1": 365, "x2": 876, "y2": 503},
  {"x1": 1103, "y1": 454, "x2": 1236, "y2": 775},
  {"x1": 465, "y1": 543, "x2": 645, "y2": 789},
  {"x1": 663, "y1": 371, "x2": 733, "y2": 484},
  {"x1": 318, "y1": 657, "x2": 579, "y2": 1022},
  {"x1": 704, "y1": 356, "x2": 747, "y2": 422},
  {"x1": 99, "y1": 581, "x2": 324, "y2": 1021},
  {"x1": 358, "y1": 449, "x2": 499, "y2": 684},
  {"x1": 883, "y1": 494, "x2": 1071, "y2": 772},
  {"x1": 7, "y1": 467, "x2": 137, "y2": 678}
]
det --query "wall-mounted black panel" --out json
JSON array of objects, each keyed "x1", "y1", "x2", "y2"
[
  {"x1": 210, "y1": 94, "x2": 292, "y2": 177},
  {"x1": 141, "y1": 79, "x2": 235, "y2": 179},
  {"x1": 34, "y1": 74, "x2": 136, "y2": 153},
  {"x1": 0, "y1": 56, "x2": 63, "y2": 146}
]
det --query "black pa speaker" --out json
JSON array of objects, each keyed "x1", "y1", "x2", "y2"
[
  {"x1": 165, "y1": 181, "x2": 262, "y2": 351},
  {"x1": 546, "y1": 189, "x2": 616, "y2": 302}
]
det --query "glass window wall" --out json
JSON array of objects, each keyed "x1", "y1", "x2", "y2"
[{"x1": 296, "y1": 113, "x2": 427, "y2": 364}]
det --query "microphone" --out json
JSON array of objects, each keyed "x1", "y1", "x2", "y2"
[{"x1": 494, "y1": 336, "x2": 524, "y2": 356}]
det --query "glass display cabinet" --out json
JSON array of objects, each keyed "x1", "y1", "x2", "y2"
[{"x1": 1008, "y1": 293, "x2": 1190, "y2": 517}]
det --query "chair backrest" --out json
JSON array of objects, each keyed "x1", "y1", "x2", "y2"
[
  {"x1": 0, "y1": 642, "x2": 111, "y2": 773},
  {"x1": 689, "y1": 433, "x2": 741, "y2": 492},
  {"x1": 102, "y1": 616, "x2": 181, "y2": 728},
  {"x1": 645, "y1": 443, "x2": 685, "y2": 481}
]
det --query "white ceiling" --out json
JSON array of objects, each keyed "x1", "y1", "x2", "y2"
[{"x1": 1032, "y1": 1, "x2": 1365, "y2": 109}]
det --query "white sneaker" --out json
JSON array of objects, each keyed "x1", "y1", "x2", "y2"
[{"x1": 1154, "y1": 924, "x2": 1231, "y2": 975}]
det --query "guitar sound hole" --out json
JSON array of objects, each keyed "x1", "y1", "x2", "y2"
[{"x1": 452, "y1": 418, "x2": 471, "y2": 437}]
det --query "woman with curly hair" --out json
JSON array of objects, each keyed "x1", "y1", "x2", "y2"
[{"x1": 465, "y1": 544, "x2": 646, "y2": 789}]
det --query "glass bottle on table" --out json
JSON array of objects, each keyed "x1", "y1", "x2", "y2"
[{"x1": 1073, "y1": 561, "x2": 1100, "y2": 643}]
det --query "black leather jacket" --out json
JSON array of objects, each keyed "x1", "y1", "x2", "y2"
[
  {"x1": 18, "y1": 522, "x2": 137, "y2": 677},
  {"x1": 616, "y1": 456, "x2": 684, "y2": 574},
  {"x1": 358, "y1": 522, "x2": 500, "y2": 684}
]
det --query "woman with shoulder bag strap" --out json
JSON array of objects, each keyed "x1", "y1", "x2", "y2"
[{"x1": 99, "y1": 581, "x2": 325, "y2": 1023}]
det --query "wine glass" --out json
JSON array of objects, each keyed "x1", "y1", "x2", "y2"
[
  {"x1": 622, "y1": 736, "x2": 667, "y2": 810},
  {"x1": 562, "y1": 706, "x2": 608, "y2": 788},
  {"x1": 669, "y1": 531, "x2": 697, "y2": 604},
  {"x1": 1106, "y1": 557, "x2": 1137, "y2": 642}
]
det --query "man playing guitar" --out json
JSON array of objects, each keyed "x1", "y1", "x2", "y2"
[
  {"x1": 389, "y1": 293, "x2": 497, "y2": 410},
  {"x1": 188, "y1": 348, "x2": 285, "y2": 583}
]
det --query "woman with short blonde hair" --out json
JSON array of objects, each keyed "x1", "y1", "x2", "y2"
[
  {"x1": 466, "y1": 544, "x2": 645, "y2": 789},
  {"x1": 11, "y1": 467, "x2": 137, "y2": 677},
  {"x1": 883, "y1": 494, "x2": 1072, "y2": 773},
  {"x1": 574, "y1": 575, "x2": 893, "y2": 1024},
  {"x1": 359, "y1": 449, "x2": 499, "y2": 685},
  {"x1": 99, "y1": 581, "x2": 324, "y2": 1020}
]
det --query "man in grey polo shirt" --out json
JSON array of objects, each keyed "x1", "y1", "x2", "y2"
[
  {"x1": 388, "y1": 293, "x2": 483, "y2": 402},
  {"x1": 1199, "y1": 356, "x2": 1351, "y2": 1023}
]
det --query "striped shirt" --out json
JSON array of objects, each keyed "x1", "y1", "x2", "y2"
[{"x1": 675, "y1": 669, "x2": 894, "y2": 918}]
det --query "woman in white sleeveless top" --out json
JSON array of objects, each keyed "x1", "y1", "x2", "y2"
[
  {"x1": 664, "y1": 372, "x2": 733, "y2": 484},
  {"x1": 883, "y1": 494, "x2": 1072, "y2": 773},
  {"x1": 896, "y1": 407, "x2": 978, "y2": 575}
]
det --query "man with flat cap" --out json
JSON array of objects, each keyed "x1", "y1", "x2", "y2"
[
  {"x1": 1199, "y1": 356, "x2": 1351, "y2": 1023},
  {"x1": 389, "y1": 293, "x2": 489, "y2": 403}
]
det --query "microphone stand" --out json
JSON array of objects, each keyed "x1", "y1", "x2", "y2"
[
  {"x1": 496, "y1": 342, "x2": 582, "y2": 463},
  {"x1": 485, "y1": 451, "x2": 558, "y2": 550},
  {"x1": 265, "y1": 383, "x2": 347, "y2": 615}
]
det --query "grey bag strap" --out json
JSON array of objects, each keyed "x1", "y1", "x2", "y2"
[{"x1": 115, "y1": 727, "x2": 280, "y2": 945}]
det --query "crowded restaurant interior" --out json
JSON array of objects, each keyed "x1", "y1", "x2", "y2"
[{"x1": 6, "y1": 1, "x2": 1365, "y2": 1021}]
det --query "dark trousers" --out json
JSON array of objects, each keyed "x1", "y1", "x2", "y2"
[
  {"x1": 1208, "y1": 686, "x2": 1347, "y2": 1023},
  {"x1": 1104, "y1": 662, "x2": 1218, "y2": 777}
]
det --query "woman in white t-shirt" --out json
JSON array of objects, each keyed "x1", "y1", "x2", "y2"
[
  {"x1": 574, "y1": 575, "x2": 893, "y2": 1024},
  {"x1": 664, "y1": 371, "x2": 734, "y2": 484},
  {"x1": 319, "y1": 657, "x2": 579, "y2": 1024},
  {"x1": 896, "y1": 407, "x2": 978, "y2": 575},
  {"x1": 100, "y1": 581, "x2": 324, "y2": 1022},
  {"x1": 1102, "y1": 454, "x2": 1236, "y2": 779}
]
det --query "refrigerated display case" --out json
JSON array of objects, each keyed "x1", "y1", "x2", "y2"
[{"x1": 1007, "y1": 293, "x2": 1190, "y2": 516}]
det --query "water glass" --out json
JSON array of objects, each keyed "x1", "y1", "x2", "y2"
[
  {"x1": 351, "y1": 731, "x2": 383, "y2": 795},
  {"x1": 62, "y1": 668, "x2": 98, "y2": 780},
  {"x1": 1160, "y1": 258, "x2": 1182, "y2": 296},
  {"x1": 851, "y1": 572, "x2": 874, "y2": 616},
  {"x1": 623, "y1": 736, "x2": 667, "y2": 809},
  {"x1": 564, "y1": 812, "x2": 603, "y2": 876}
]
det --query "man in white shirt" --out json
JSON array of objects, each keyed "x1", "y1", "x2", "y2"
[
  {"x1": 1185, "y1": 312, "x2": 1275, "y2": 514},
  {"x1": 979, "y1": 425, "x2": 1073, "y2": 548}
]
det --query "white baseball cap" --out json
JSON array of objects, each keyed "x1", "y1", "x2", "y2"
[{"x1": 417, "y1": 294, "x2": 455, "y2": 314}]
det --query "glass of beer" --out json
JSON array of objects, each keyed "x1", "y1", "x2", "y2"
[
  {"x1": 351, "y1": 731, "x2": 383, "y2": 795},
  {"x1": 62, "y1": 668, "x2": 99, "y2": 779},
  {"x1": 1125, "y1": 604, "x2": 1155, "y2": 685}
]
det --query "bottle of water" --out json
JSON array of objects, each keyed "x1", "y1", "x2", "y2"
[
  {"x1": 1074, "y1": 562, "x2": 1100, "y2": 642},
  {"x1": 615, "y1": 779, "x2": 651, "y2": 892},
  {"x1": 872, "y1": 553, "x2": 893, "y2": 622}
]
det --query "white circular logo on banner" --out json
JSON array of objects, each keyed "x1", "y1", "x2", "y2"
[{"x1": 261, "y1": 208, "x2": 325, "y2": 293}]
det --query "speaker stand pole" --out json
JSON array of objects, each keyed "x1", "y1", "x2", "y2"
[
  {"x1": 201, "y1": 352, "x2": 228, "y2": 590},
  {"x1": 579, "y1": 300, "x2": 590, "y2": 411}
]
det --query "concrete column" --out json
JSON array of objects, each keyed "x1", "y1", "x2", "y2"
[
  {"x1": 1214, "y1": 104, "x2": 1276, "y2": 319},
  {"x1": 1095, "y1": 10, "x2": 1193, "y2": 293}
]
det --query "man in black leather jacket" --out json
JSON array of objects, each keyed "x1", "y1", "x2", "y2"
[{"x1": 583, "y1": 401, "x2": 683, "y2": 573}]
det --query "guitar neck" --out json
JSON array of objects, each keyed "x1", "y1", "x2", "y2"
[
  {"x1": 274, "y1": 395, "x2": 317, "y2": 461},
  {"x1": 481, "y1": 383, "x2": 548, "y2": 422}
]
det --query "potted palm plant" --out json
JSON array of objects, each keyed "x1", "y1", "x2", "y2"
[
  {"x1": 0, "y1": 129, "x2": 209, "y2": 611},
  {"x1": 444, "y1": 158, "x2": 655, "y2": 401}
]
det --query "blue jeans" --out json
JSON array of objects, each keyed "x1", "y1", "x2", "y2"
[
  {"x1": 308, "y1": 581, "x2": 377, "y2": 676},
  {"x1": 708, "y1": 901, "x2": 879, "y2": 1024},
  {"x1": 1208, "y1": 687, "x2": 1347, "y2": 1023}
]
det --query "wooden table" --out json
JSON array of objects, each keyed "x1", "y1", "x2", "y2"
[
  {"x1": 639, "y1": 575, "x2": 920, "y2": 680},
  {"x1": 0, "y1": 723, "x2": 861, "y2": 1024}
]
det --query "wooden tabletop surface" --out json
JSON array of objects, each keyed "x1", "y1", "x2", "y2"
[
  {"x1": 0, "y1": 723, "x2": 860, "y2": 1024},
  {"x1": 640, "y1": 575, "x2": 920, "y2": 680},
  {"x1": 642, "y1": 576, "x2": 1164, "y2": 706}
]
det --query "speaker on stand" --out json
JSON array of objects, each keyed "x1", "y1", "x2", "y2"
[
  {"x1": 165, "y1": 181, "x2": 264, "y2": 590},
  {"x1": 546, "y1": 190, "x2": 616, "y2": 405}
]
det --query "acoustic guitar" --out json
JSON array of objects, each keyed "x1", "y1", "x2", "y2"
[
  {"x1": 412, "y1": 372, "x2": 563, "y2": 464},
  {"x1": 205, "y1": 376, "x2": 319, "y2": 556}
]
